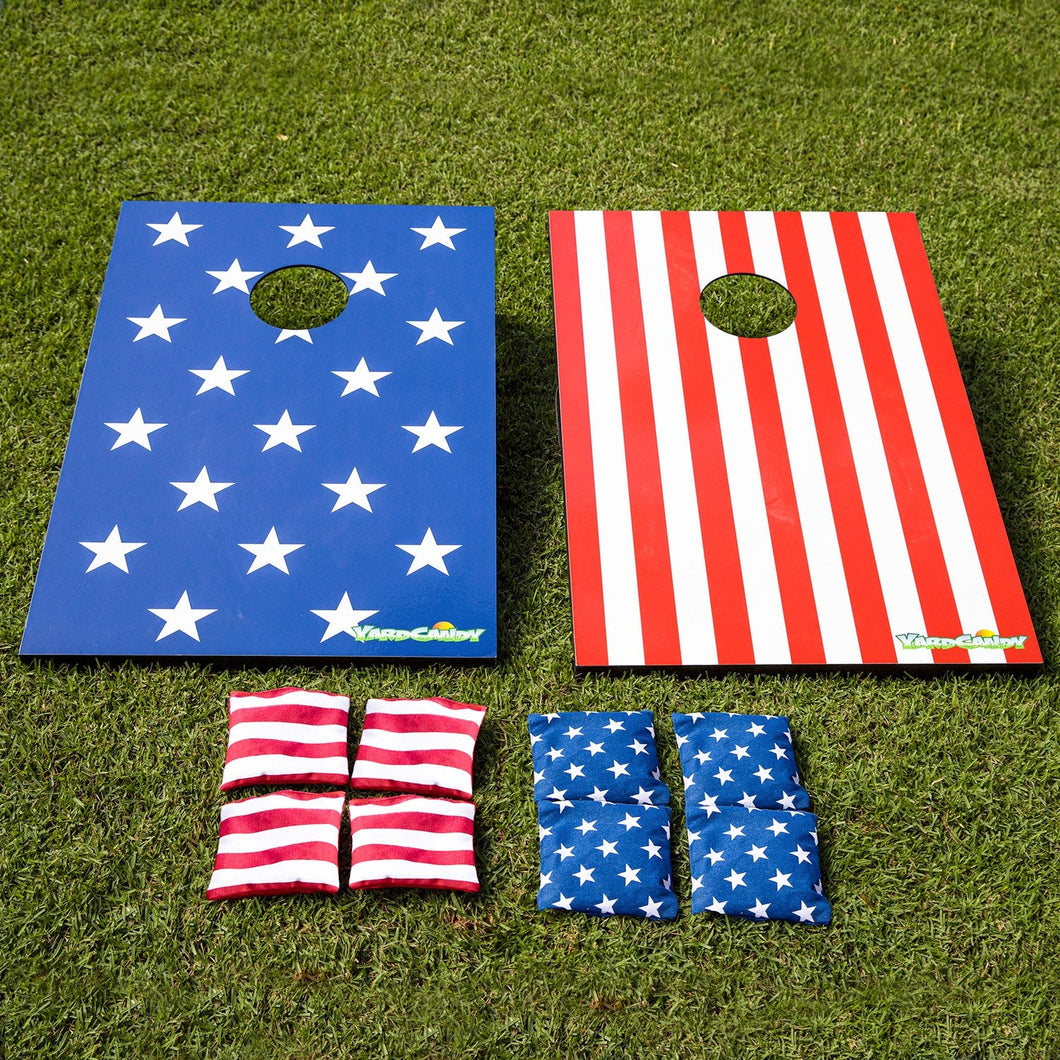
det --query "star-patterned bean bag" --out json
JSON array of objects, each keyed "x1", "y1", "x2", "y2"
[
  {"x1": 673, "y1": 711, "x2": 809, "y2": 812},
  {"x1": 537, "y1": 799, "x2": 677, "y2": 919},
  {"x1": 529, "y1": 711, "x2": 670, "y2": 806},
  {"x1": 685, "y1": 804, "x2": 830, "y2": 925}
]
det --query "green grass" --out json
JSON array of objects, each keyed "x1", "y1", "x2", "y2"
[{"x1": 2, "y1": 0, "x2": 1060, "y2": 1056}]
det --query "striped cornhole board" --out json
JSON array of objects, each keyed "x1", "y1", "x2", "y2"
[
  {"x1": 206, "y1": 790, "x2": 345, "y2": 899},
  {"x1": 220, "y1": 687, "x2": 351, "y2": 791},
  {"x1": 347, "y1": 795, "x2": 479, "y2": 892},
  {"x1": 550, "y1": 210, "x2": 1040, "y2": 670}
]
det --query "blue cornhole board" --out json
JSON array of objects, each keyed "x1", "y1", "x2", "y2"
[{"x1": 21, "y1": 202, "x2": 497, "y2": 662}]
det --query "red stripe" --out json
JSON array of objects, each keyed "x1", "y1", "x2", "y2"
[
  {"x1": 213, "y1": 842, "x2": 339, "y2": 871},
  {"x1": 349, "y1": 810, "x2": 475, "y2": 836},
  {"x1": 773, "y1": 212, "x2": 896, "y2": 663},
  {"x1": 220, "y1": 807, "x2": 342, "y2": 835},
  {"x1": 351, "y1": 845, "x2": 473, "y2": 867},
  {"x1": 887, "y1": 213, "x2": 1041, "y2": 665},
  {"x1": 660, "y1": 211, "x2": 754, "y2": 664},
  {"x1": 220, "y1": 771, "x2": 349, "y2": 792},
  {"x1": 362, "y1": 712, "x2": 482, "y2": 740},
  {"x1": 348, "y1": 777, "x2": 472, "y2": 797},
  {"x1": 207, "y1": 880, "x2": 339, "y2": 900},
  {"x1": 602, "y1": 210, "x2": 681, "y2": 663},
  {"x1": 228, "y1": 704, "x2": 350, "y2": 728},
  {"x1": 717, "y1": 211, "x2": 824, "y2": 664},
  {"x1": 229, "y1": 686, "x2": 347, "y2": 701},
  {"x1": 550, "y1": 210, "x2": 608, "y2": 665},
  {"x1": 831, "y1": 213, "x2": 967, "y2": 663},
  {"x1": 352, "y1": 744, "x2": 472, "y2": 773},
  {"x1": 224, "y1": 738, "x2": 347, "y2": 761},
  {"x1": 348, "y1": 875, "x2": 479, "y2": 893},
  {"x1": 373, "y1": 696, "x2": 485, "y2": 717}
]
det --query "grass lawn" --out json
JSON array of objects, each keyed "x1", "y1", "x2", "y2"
[{"x1": 2, "y1": 1, "x2": 1059, "y2": 1056}]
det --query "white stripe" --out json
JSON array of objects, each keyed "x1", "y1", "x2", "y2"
[
  {"x1": 357, "y1": 727, "x2": 476, "y2": 756},
  {"x1": 218, "y1": 823, "x2": 339, "y2": 855},
  {"x1": 227, "y1": 721, "x2": 348, "y2": 746},
  {"x1": 349, "y1": 858, "x2": 478, "y2": 886},
  {"x1": 859, "y1": 211, "x2": 999, "y2": 663},
  {"x1": 365, "y1": 699, "x2": 485, "y2": 725},
  {"x1": 209, "y1": 859, "x2": 338, "y2": 891},
  {"x1": 574, "y1": 210, "x2": 644, "y2": 665},
  {"x1": 349, "y1": 797, "x2": 475, "y2": 820},
  {"x1": 220, "y1": 792, "x2": 345, "y2": 821},
  {"x1": 230, "y1": 689, "x2": 349, "y2": 712},
  {"x1": 350, "y1": 826, "x2": 474, "y2": 853},
  {"x1": 689, "y1": 211, "x2": 790, "y2": 664},
  {"x1": 800, "y1": 212, "x2": 934, "y2": 664},
  {"x1": 631, "y1": 211, "x2": 717, "y2": 665},
  {"x1": 744, "y1": 211, "x2": 862, "y2": 664},
  {"x1": 221, "y1": 753, "x2": 350, "y2": 786},
  {"x1": 350, "y1": 760, "x2": 472, "y2": 795}
]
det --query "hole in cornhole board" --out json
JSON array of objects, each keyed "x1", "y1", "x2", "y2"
[
  {"x1": 700, "y1": 273, "x2": 797, "y2": 338},
  {"x1": 250, "y1": 265, "x2": 349, "y2": 330}
]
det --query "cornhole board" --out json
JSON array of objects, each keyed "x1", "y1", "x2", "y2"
[
  {"x1": 550, "y1": 210, "x2": 1040, "y2": 670},
  {"x1": 21, "y1": 201, "x2": 497, "y2": 662}
]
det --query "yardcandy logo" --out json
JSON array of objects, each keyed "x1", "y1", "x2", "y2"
[
  {"x1": 350, "y1": 620, "x2": 487, "y2": 644},
  {"x1": 895, "y1": 629, "x2": 1028, "y2": 651}
]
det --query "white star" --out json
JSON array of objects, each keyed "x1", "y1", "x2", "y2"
[
  {"x1": 545, "y1": 748, "x2": 565, "y2": 761},
  {"x1": 105, "y1": 408, "x2": 166, "y2": 450},
  {"x1": 698, "y1": 793, "x2": 720, "y2": 816},
  {"x1": 639, "y1": 897, "x2": 664, "y2": 919},
  {"x1": 396, "y1": 527, "x2": 461, "y2": 575},
  {"x1": 127, "y1": 305, "x2": 185, "y2": 343},
  {"x1": 770, "y1": 743, "x2": 789, "y2": 760},
  {"x1": 552, "y1": 894, "x2": 574, "y2": 911},
  {"x1": 322, "y1": 468, "x2": 385, "y2": 512},
  {"x1": 587, "y1": 787, "x2": 610, "y2": 804},
  {"x1": 238, "y1": 526, "x2": 304, "y2": 574},
  {"x1": 538, "y1": 824, "x2": 551, "y2": 840},
  {"x1": 556, "y1": 844, "x2": 575, "y2": 861},
  {"x1": 632, "y1": 787, "x2": 655, "y2": 806},
  {"x1": 682, "y1": 775, "x2": 694, "y2": 792},
  {"x1": 675, "y1": 733, "x2": 689, "y2": 747},
  {"x1": 794, "y1": 901, "x2": 818, "y2": 923},
  {"x1": 791, "y1": 845, "x2": 812, "y2": 864},
  {"x1": 575, "y1": 818, "x2": 596, "y2": 835},
  {"x1": 563, "y1": 725, "x2": 584, "y2": 739},
  {"x1": 627, "y1": 739, "x2": 648, "y2": 755},
  {"x1": 146, "y1": 211, "x2": 201, "y2": 246},
  {"x1": 189, "y1": 356, "x2": 249, "y2": 395},
  {"x1": 402, "y1": 411, "x2": 463, "y2": 453},
  {"x1": 618, "y1": 812, "x2": 641, "y2": 831},
  {"x1": 79, "y1": 526, "x2": 145, "y2": 572},
  {"x1": 564, "y1": 763, "x2": 585, "y2": 781},
  {"x1": 641, "y1": 840, "x2": 662, "y2": 860},
  {"x1": 778, "y1": 791, "x2": 798, "y2": 810},
  {"x1": 766, "y1": 818, "x2": 790, "y2": 837},
  {"x1": 724, "y1": 823, "x2": 745, "y2": 841},
  {"x1": 686, "y1": 828, "x2": 701, "y2": 844},
  {"x1": 275, "y1": 328, "x2": 312, "y2": 344},
  {"x1": 750, "y1": 898, "x2": 772, "y2": 919},
  {"x1": 606, "y1": 760, "x2": 630, "y2": 779},
  {"x1": 737, "y1": 792, "x2": 758, "y2": 810},
  {"x1": 690, "y1": 875, "x2": 704, "y2": 893},
  {"x1": 406, "y1": 307, "x2": 464, "y2": 345},
  {"x1": 618, "y1": 864, "x2": 641, "y2": 886},
  {"x1": 543, "y1": 713, "x2": 560, "y2": 722},
  {"x1": 705, "y1": 848, "x2": 725, "y2": 866},
  {"x1": 694, "y1": 749, "x2": 713, "y2": 765},
  {"x1": 595, "y1": 839, "x2": 618, "y2": 858},
  {"x1": 754, "y1": 765, "x2": 775, "y2": 783},
  {"x1": 731, "y1": 744, "x2": 751, "y2": 760},
  {"x1": 724, "y1": 869, "x2": 746, "y2": 889},
  {"x1": 310, "y1": 592, "x2": 378, "y2": 641},
  {"x1": 745, "y1": 844, "x2": 769, "y2": 862},
  {"x1": 710, "y1": 727, "x2": 729, "y2": 742},
  {"x1": 706, "y1": 896, "x2": 728, "y2": 914},
  {"x1": 604, "y1": 719, "x2": 625, "y2": 734},
  {"x1": 595, "y1": 894, "x2": 617, "y2": 915},
  {"x1": 341, "y1": 260, "x2": 397, "y2": 295},
  {"x1": 254, "y1": 410, "x2": 315, "y2": 451},
  {"x1": 148, "y1": 590, "x2": 216, "y2": 642},
  {"x1": 574, "y1": 864, "x2": 595, "y2": 886},
  {"x1": 279, "y1": 213, "x2": 333, "y2": 248},
  {"x1": 539, "y1": 870, "x2": 552, "y2": 888},
  {"x1": 748, "y1": 721, "x2": 767, "y2": 737},
  {"x1": 206, "y1": 258, "x2": 263, "y2": 293},
  {"x1": 714, "y1": 767, "x2": 734, "y2": 785},
  {"x1": 170, "y1": 467, "x2": 233, "y2": 511},
  {"x1": 333, "y1": 358, "x2": 391, "y2": 397},
  {"x1": 533, "y1": 770, "x2": 545, "y2": 785},
  {"x1": 411, "y1": 215, "x2": 466, "y2": 250},
  {"x1": 770, "y1": 869, "x2": 793, "y2": 890},
  {"x1": 546, "y1": 784, "x2": 567, "y2": 799}
]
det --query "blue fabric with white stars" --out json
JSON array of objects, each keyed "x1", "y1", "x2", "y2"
[
  {"x1": 529, "y1": 711, "x2": 670, "y2": 806},
  {"x1": 537, "y1": 800, "x2": 677, "y2": 920},
  {"x1": 673, "y1": 712, "x2": 809, "y2": 813},
  {"x1": 686, "y1": 804, "x2": 830, "y2": 924}
]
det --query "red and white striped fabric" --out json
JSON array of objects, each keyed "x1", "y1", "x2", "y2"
[
  {"x1": 206, "y1": 790, "x2": 345, "y2": 900},
  {"x1": 349, "y1": 697, "x2": 486, "y2": 799},
  {"x1": 550, "y1": 210, "x2": 1040, "y2": 670},
  {"x1": 220, "y1": 687, "x2": 350, "y2": 792},
  {"x1": 347, "y1": 795, "x2": 479, "y2": 892}
]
